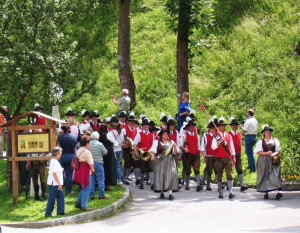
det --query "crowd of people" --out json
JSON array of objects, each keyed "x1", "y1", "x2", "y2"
[{"x1": 0, "y1": 89, "x2": 284, "y2": 217}]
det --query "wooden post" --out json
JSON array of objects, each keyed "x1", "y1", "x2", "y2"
[
  {"x1": 50, "y1": 120, "x2": 57, "y2": 150},
  {"x1": 11, "y1": 122, "x2": 19, "y2": 205}
]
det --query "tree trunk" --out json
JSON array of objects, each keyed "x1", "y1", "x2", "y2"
[
  {"x1": 118, "y1": 0, "x2": 136, "y2": 109},
  {"x1": 176, "y1": 0, "x2": 191, "y2": 95}
]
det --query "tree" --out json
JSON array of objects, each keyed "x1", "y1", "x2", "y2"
[
  {"x1": 165, "y1": 0, "x2": 215, "y2": 95},
  {"x1": 118, "y1": 0, "x2": 136, "y2": 109}
]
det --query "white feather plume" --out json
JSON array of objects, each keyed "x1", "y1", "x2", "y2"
[
  {"x1": 186, "y1": 116, "x2": 192, "y2": 122},
  {"x1": 106, "y1": 117, "x2": 111, "y2": 122},
  {"x1": 160, "y1": 112, "x2": 166, "y2": 118},
  {"x1": 229, "y1": 116, "x2": 235, "y2": 122},
  {"x1": 262, "y1": 124, "x2": 269, "y2": 130},
  {"x1": 81, "y1": 109, "x2": 86, "y2": 115},
  {"x1": 35, "y1": 103, "x2": 40, "y2": 108},
  {"x1": 129, "y1": 112, "x2": 135, "y2": 117},
  {"x1": 183, "y1": 122, "x2": 188, "y2": 127},
  {"x1": 94, "y1": 110, "x2": 98, "y2": 114},
  {"x1": 111, "y1": 114, "x2": 116, "y2": 117},
  {"x1": 137, "y1": 119, "x2": 142, "y2": 125},
  {"x1": 67, "y1": 107, "x2": 72, "y2": 112},
  {"x1": 190, "y1": 109, "x2": 195, "y2": 114},
  {"x1": 121, "y1": 111, "x2": 126, "y2": 115},
  {"x1": 218, "y1": 116, "x2": 225, "y2": 123},
  {"x1": 140, "y1": 114, "x2": 146, "y2": 119}
]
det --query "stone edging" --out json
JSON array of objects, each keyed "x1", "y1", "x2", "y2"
[{"x1": 1, "y1": 187, "x2": 130, "y2": 228}]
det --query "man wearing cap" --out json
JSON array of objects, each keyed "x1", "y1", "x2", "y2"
[
  {"x1": 0, "y1": 106, "x2": 10, "y2": 157},
  {"x1": 228, "y1": 117, "x2": 248, "y2": 192},
  {"x1": 211, "y1": 118, "x2": 236, "y2": 199},
  {"x1": 79, "y1": 110, "x2": 91, "y2": 136},
  {"x1": 241, "y1": 109, "x2": 258, "y2": 172},
  {"x1": 119, "y1": 111, "x2": 128, "y2": 128},
  {"x1": 200, "y1": 117, "x2": 218, "y2": 191},
  {"x1": 122, "y1": 112, "x2": 138, "y2": 185},
  {"x1": 179, "y1": 120, "x2": 202, "y2": 192},
  {"x1": 90, "y1": 110, "x2": 101, "y2": 133},
  {"x1": 133, "y1": 118, "x2": 154, "y2": 189},
  {"x1": 107, "y1": 116, "x2": 124, "y2": 184},
  {"x1": 112, "y1": 89, "x2": 131, "y2": 115},
  {"x1": 65, "y1": 107, "x2": 77, "y2": 121}
]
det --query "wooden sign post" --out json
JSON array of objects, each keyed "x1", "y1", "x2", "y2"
[{"x1": 0, "y1": 111, "x2": 65, "y2": 205}]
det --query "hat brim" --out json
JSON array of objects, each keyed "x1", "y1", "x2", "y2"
[
  {"x1": 229, "y1": 123, "x2": 240, "y2": 125},
  {"x1": 90, "y1": 114, "x2": 100, "y2": 118},
  {"x1": 261, "y1": 128, "x2": 273, "y2": 133}
]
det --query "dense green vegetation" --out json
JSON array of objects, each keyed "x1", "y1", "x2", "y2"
[{"x1": 1, "y1": 0, "x2": 299, "y2": 178}]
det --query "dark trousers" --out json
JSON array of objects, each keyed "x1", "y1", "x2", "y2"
[
  {"x1": 45, "y1": 185, "x2": 65, "y2": 216},
  {"x1": 234, "y1": 153, "x2": 243, "y2": 175},
  {"x1": 215, "y1": 157, "x2": 233, "y2": 182},
  {"x1": 140, "y1": 160, "x2": 154, "y2": 173},
  {"x1": 31, "y1": 162, "x2": 46, "y2": 186},
  {"x1": 204, "y1": 157, "x2": 217, "y2": 176},
  {"x1": 123, "y1": 148, "x2": 133, "y2": 169},
  {"x1": 183, "y1": 153, "x2": 200, "y2": 176}
]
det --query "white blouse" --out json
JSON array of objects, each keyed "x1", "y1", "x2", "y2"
[
  {"x1": 254, "y1": 138, "x2": 282, "y2": 154},
  {"x1": 149, "y1": 140, "x2": 178, "y2": 154}
]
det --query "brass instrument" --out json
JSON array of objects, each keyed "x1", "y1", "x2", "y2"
[
  {"x1": 140, "y1": 150, "x2": 152, "y2": 161},
  {"x1": 131, "y1": 148, "x2": 142, "y2": 161},
  {"x1": 161, "y1": 141, "x2": 174, "y2": 159}
]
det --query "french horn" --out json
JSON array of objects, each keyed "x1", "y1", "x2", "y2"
[{"x1": 161, "y1": 141, "x2": 174, "y2": 159}]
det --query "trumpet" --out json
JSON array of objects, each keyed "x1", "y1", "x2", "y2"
[{"x1": 141, "y1": 150, "x2": 152, "y2": 161}]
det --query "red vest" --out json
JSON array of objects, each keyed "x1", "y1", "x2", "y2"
[
  {"x1": 35, "y1": 116, "x2": 47, "y2": 132},
  {"x1": 138, "y1": 132, "x2": 154, "y2": 152},
  {"x1": 215, "y1": 132, "x2": 232, "y2": 158},
  {"x1": 119, "y1": 122, "x2": 128, "y2": 129},
  {"x1": 125, "y1": 126, "x2": 137, "y2": 140},
  {"x1": 186, "y1": 132, "x2": 199, "y2": 154},
  {"x1": 205, "y1": 132, "x2": 216, "y2": 156},
  {"x1": 107, "y1": 127, "x2": 112, "y2": 132},
  {"x1": 90, "y1": 121, "x2": 101, "y2": 132},
  {"x1": 228, "y1": 131, "x2": 242, "y2": 154},
  {"x1": 168, "y1": 129, "x2": 178, "y2": 144}
]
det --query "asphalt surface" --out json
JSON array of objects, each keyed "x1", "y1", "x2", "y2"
[{"x1": 2, "y1": 178, "x2": 300, "y2": 233}]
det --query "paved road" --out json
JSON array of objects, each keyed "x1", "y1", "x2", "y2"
[{"x1": 3, "y1": 180, "x2": 300, "y2": 233}]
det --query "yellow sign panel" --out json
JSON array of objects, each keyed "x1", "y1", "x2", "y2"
[{"x1": 18, "y1": 133, "x2": 50, "y2": 154}]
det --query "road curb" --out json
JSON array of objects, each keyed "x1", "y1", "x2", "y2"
[{"x1": 1, "y1": 186, "x2": 130, "y2": 228}]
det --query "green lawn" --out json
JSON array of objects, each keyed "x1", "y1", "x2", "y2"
[{"x1": 0, "y1": 160, "x2": 126, "y2": 222}]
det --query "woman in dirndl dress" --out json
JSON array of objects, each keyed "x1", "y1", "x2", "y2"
[
  {"x1": 254, "y1": 125, "x2": 283, "y2": 200},
  {"x1": 149, "y1": 129, "x2": 179, "y2": 200}
]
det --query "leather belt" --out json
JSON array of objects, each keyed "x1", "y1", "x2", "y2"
[{"x1": 245, "y1": 134, "x2": 256, "y2": 136}]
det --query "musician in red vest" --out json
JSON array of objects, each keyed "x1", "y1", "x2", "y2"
[
  {"x1": 122, "y1": 112, "x2": 138, "y2": 185},
  {"x1": 167, "y1": 118, "x2": 179, "y2": 145},
  {"x1": 150, "y1": 125, "x2": 160, "y2": 140},
  {"x1": 119, "y1": 111, "x2": 128, "y2": 128},
  {"x1": 133, "y1": 118, "x2": 154, "y2": 190},
  {"x1": 33, "y1": 104, "x2": 47, "y2": 132},
  {"x1": 228, "y1": 117, "x2": 248, "y2": 192},
  {"x1": 211, "y1": 117, "x2": 236, "y2": 199},
  {"x1": 90, "y1": 110, "x2": 101, "y2": 133},
  {"x1": 79, "y1": 109, "x2": 91, "y2": 135},
  {"x1": 200, "y1": 117, "x2": 218, "y2": 191},
  {"x1": 179, "y1": 120, "x2": 202, "y2": 192},
  {"x1": 160, "y1": 113, "x2": 168, "y2": 130}
]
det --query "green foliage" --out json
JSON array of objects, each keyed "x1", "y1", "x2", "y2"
[{"x1": 0, "y1": 160, "x2": 125, "y2": 222}]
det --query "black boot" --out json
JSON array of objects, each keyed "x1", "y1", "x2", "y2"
[
  {"x1": 34, "y1": 185, "x2": 40, "y2": 201},
  {"x1": 41, "y1": 185, "x2": 47, "y2": 201}
]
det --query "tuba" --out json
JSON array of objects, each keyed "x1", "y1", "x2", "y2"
[
  {"x1": 131, "y1": 148, "x2": 142, "y2": 161},
  {"x1": 161, "y1": 141, "x2": 174, "y2": 159}
]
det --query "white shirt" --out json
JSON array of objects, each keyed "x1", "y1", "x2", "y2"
[
  {"x1": 47, "y1": 158, "x2": 64, "y2": 186},
  {"x1": 133, "y1": 130, "x2": 154, "y2": 146},
  {"x1": 254, "y1": 138, "x2": 282, "y2": 154},
  {"x1": 70, "y1": 125, "x2": 79, "y2": 141},
  {"x1": 179, "y1": 131, "x2": 201, "y2": 151},
  {"x1": 149, "y1": 140, "x2": 178, "y2": 154},
  {"x1": 211, "y1": 132, "x2": 236, "y2": 156},
  {"x1": 107, "y1": 129, "x2": 124, "y2": 152},
  {"x1": 243, "y1": 117, "x2": 258, "y2": 135},
  {"x1": 179, "y1": 125, "x2": 186, "y2": 138},
  {"x1": 79, "y1": 120, "x2": 90, "y2": 135}
]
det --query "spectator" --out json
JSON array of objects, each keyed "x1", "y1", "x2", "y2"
[
  {"x1": 112, "y1": 89, "x2": 131, "y2": 115},
  {"x1": 58, "y1": 125, "x2": 77, "y2": 194},
  {"x1": 45, "y1": 147, "x2": 65, "y2": 217},
  {"x1": 89, "y1": 132, "x2": 109, "y2": 200}
]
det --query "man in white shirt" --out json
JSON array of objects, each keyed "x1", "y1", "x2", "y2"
[
  {"x1": 45, "y1": 147, "x2": 65, "y2": 217},
  {"x1": 107, "y1": 116, "x2": 124, "y2": 184},
  {"x1": 241, "y1": 109, "x2": 258, "y2": 172},
  {"x1": 79, "y1": 109, "x2": 91, "y2": 135}
]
